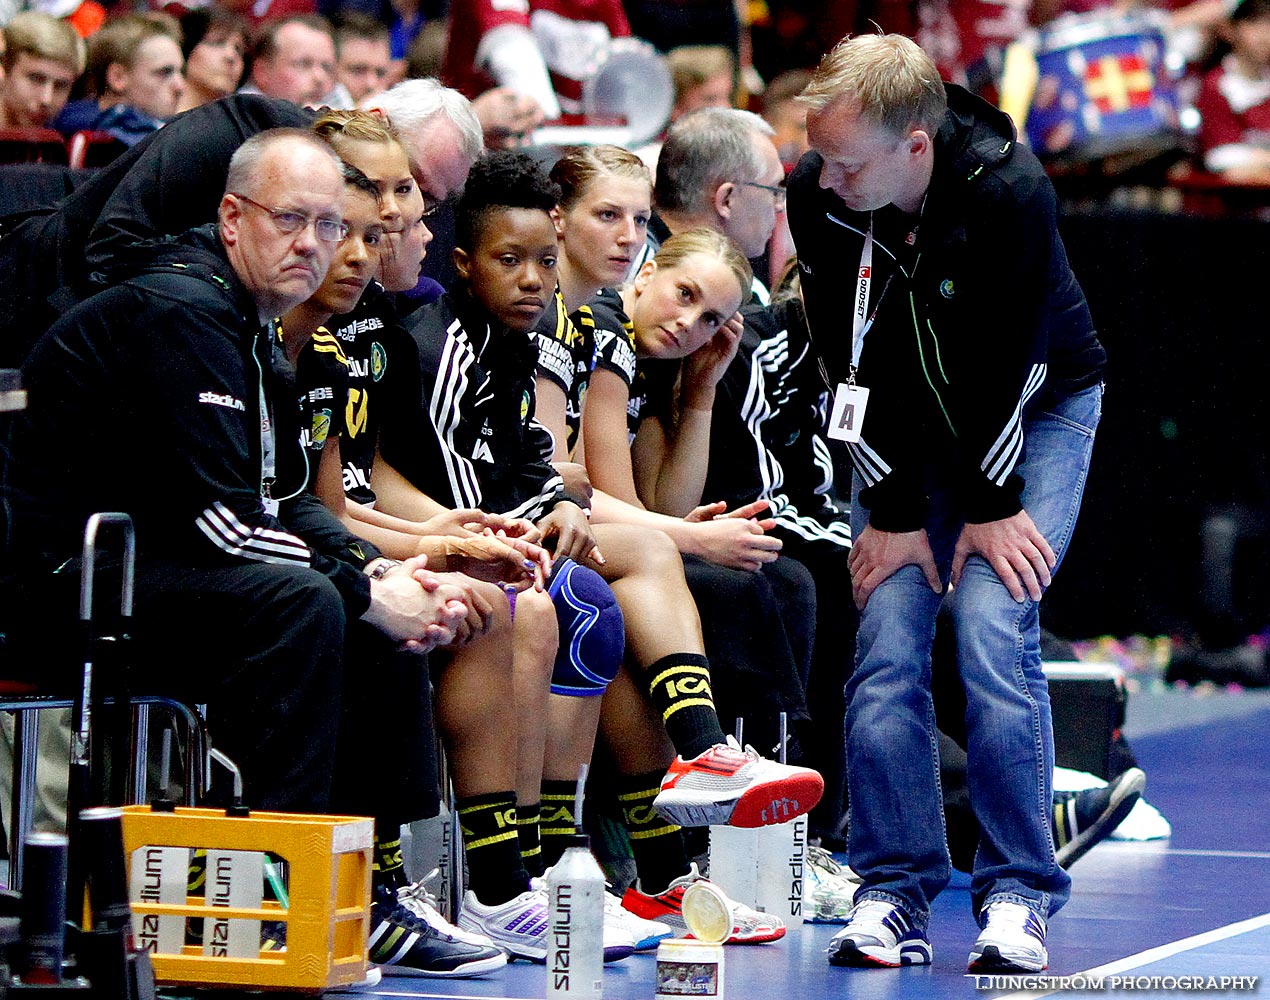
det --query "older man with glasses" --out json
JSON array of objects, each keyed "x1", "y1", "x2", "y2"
[{"x1": 0, "y1": 129, "x2": 498, "y2": 838}]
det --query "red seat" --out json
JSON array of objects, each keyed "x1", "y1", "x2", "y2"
[
  {"x1": 67, "y1": 129, "x2": 127, "y2": 170},
  {"x1": 0, "y1": 128, "x2": 69, "y2": 166},
  {"x1": 1170, "y1": 164, "x2": 1270, "y2": 217}
]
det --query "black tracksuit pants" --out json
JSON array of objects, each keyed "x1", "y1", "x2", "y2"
[{"x1": 2, "y1": 559, "x2": 439, "y2": 822}]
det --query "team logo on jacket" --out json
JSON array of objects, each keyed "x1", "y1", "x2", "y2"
[
  {"x1": 311, "y1": 409, "x2": 332, "y2": 449},
  {"x1": 370, "y1": 342, "x2": 387, "y2": 382},
  {"x1": 939, "y1": 279, "x2": 955, "y2": 298},
  {"x1": 521, "y1": 390, "x2": 531, "y2": 423}
]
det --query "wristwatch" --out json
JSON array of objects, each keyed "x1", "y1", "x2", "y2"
[{"x1": 364, "y1": 557, "x2": 402, "y2": 580}]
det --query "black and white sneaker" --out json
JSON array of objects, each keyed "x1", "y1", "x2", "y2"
[
  {"x1": 368, "y1": 885, "x2": 507, "y2": 978},
  {"x1": 1053, "y1": 767, "x2": 1146, "y2": 868},
  {"x1": 968, "y1": 900, "x2": 1047, "y2": 972}
]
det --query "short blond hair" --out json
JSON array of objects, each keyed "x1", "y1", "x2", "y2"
[
  {"x1": 2, "y1": 11, "x2": 85, "y2": 75},
  {"x1": 798, "y1": 34, "x2": 946, "y2": 138}
]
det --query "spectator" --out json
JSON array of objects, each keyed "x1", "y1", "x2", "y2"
[
  {"x1": 761, "y1": 67, "x2": 813, "y2": 167},
  {"x1": 334, "y1": 13, "x2": 391, "y2": 104},
  {"x1": 0, "y1": 11, "x2": 84, "y2": 130},
  {"x1": 441, "y1": 0, "x2": 630, "y2": 120},
  {"x1": 177, "y1": 7, "x2": 249, "y2": 114},
  {"x1": 668, "y1": 44, "x2": 736, "y2": 120},
  {"x1": 52, "y1": 13, "x2": 184, "y2": 145},
  {"x1": 1196, "y1": 0, "x2": 1270, "y2": 181},
  {"x1": 244, "y1": 14, "x2": 336, "y2": 108}
]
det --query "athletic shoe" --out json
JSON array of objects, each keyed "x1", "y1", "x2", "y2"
[
  {"x1": 968, "y1": 900, "x2": 1048, "y2": 972},
  {"x1": 531, "y1": 873, "x2": 637, "y2": 963},
  {"x1": 368, "y1": 886, "x2": 507, "y2": 978},
  {"x1": 1053, "y1": 767, "x2": 1146, "y2": 868},
  {"x1": 653, "y1": 736, "x2": 825, "y2": 828},
  {"x1": 345, "y1": 965, "x2": 383, "y2": 989},
  {"x1": 461, "y1": 885, "x2": 636, "y2": 964},
  {"x1": 603, "y1": 887, "x2": 672, "y2": 951},
  {"x1": 621, "y1": 863, "x2": 785, "y2": 944},
  {"x1": 459, "y1": 887, "x2": 550, "y2": 962},
  {"x1": 395, "y1": 873, "x2": 504, "y2": 950},
  {"x1": 803, "y1": 846, "x2": 862, "y2": 923},
  {"x1": 826, "y1": 899, "x2": 932, "y2": 967}
]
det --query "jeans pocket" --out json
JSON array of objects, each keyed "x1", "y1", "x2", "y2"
[{"x1": 1036, "y1": 382, "x2": 1102, "y2": 437}]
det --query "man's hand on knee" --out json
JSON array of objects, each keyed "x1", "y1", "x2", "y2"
[
  {"x1": 362, "y1": 555, "x2": 470, "y2": 650},
  {"x1": 421, "y1": 572, "x2": 501, "y2": 646},
  {"x1": 951, "y1": 510, "x2": 1056, "y2": 603},
  {"x1": 848, "y1": 525, "x2": 942, "y2": 609}
]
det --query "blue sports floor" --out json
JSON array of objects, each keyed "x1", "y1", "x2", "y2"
[{"x1": 338, "y1": 692, "x2": 1270, "y2": 1000}]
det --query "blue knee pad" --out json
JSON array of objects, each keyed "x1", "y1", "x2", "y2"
[{"x1": 547, "y1": 558, "x2": 624, "y2": 696}]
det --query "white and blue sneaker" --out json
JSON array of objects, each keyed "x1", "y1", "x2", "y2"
[
  {"x1": 826, "y1": 899, "x2": 933, "y2": 967},
  {"x1": 968, "y1": 900, "x2": 1048, "y2": 972}
]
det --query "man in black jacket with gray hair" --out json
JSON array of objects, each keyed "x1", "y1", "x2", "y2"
[{"x1": 1, "y1": 128, "x2": 476, "y2": 816}]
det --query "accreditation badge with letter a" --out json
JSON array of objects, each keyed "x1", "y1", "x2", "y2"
[{"x1": 827, "y1": 383, "x2": 869, "y2": 444}]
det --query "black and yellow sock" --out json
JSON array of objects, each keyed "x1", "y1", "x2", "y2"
[
  {"x1": 617, "y1": 771, "x2": 690, "y2": 895},
  {"x1": 373, "y1": 819, "x2": 408, "y2": 896},
  {"x1": 645, "y1": 652, "x2": 727, "y2": 759},
  {"x1": 456, "y1": 791, "x2": 531, "y2": 906},
  {"x1": 540, "y1": 780, "x2": 581, "y2": 870},
  {"x1": 516, "y1": 802, "x2": 544, "y2": 878}
]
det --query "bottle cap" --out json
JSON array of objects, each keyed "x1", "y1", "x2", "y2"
[{"x1": 681, "y1": 881, "x2": 730, "y2": 943}]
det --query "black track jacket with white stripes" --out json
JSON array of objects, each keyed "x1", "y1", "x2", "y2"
[
  {"x1": 1, "y1": 225, "x2": 377, "y2": 614},
  {"x1": 378, "y1": 290, "x2": 572, "y2": 522},
  {"x1": 787, "y1": 85, "x2": 1105, "y2": 532},
  {"x1": 704, "y1": 298, "x2": 851, "y2": 551}
]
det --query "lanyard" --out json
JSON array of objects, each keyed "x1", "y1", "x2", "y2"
[{"x1": 849, "y1": 214, "x2": 895, "y2": 387}]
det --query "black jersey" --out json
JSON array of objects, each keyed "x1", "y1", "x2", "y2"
[
  {"x1": 704, "y1": 298, "x2": 850, "y2": 550},
  {"x1": 292, "y1": 324, "x2": 350, "y2": 482},
  {"x1": 379, "y1": 290, "x2": 574, "y2": 521},
  {"x1": 586, "y1": 286, "x2": 676, "y2": 442},
  {"x1": 288, "y1": 282, "x2": 414, "y2": 509},
  {"x1": 533, "y1": 289, "x2": 592, "y2": 456}
]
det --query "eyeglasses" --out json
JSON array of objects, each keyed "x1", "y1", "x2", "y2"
[
  {"x1": 420, "y1": 194, "x2": 445, "y2": 219},
  {"x1": 738, "y1": 180, "x2": 787, "y2": 208},
  {"x1": 232, "y1": 193, "x2": 349, "y2": 243}
]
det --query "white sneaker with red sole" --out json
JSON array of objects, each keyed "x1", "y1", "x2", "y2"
[
  {"x1": 621, "y1": 863, "x2": 785, "y2": 944},
  {"x1": 653, "y1": 736, "x2": 824, "y2": 828}
]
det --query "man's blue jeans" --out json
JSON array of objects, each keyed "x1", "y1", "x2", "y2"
[{"x1": 846, "y1": 382, "x2": 1102, "y2": 927}]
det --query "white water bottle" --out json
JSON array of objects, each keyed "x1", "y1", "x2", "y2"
[{"x1": 547, "y1": 831, "x2": 605, "y2": 999}]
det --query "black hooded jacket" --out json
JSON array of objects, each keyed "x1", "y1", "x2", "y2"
[
  {"x1": 1, "y1": 224, "x2": 377, "y2": 614},
  {"x1": 787, "y1": 85, "x2": 1105, "y2": 532}
]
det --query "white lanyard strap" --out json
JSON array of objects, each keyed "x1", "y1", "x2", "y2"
[{"x1": 850, "y1": 214, "x2": 874, "y2": 378}]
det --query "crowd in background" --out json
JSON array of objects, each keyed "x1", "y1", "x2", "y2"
[{"x1": 2, "y1": 0, "x2": 1269, "y2": 194}]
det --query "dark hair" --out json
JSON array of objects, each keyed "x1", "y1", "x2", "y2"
[
  {"x1": 250, "y1": 13, "x2": 333, "y2": 64},
  {"x1": 333, "y1": 12, "x2": 390, "y2": 52},
  {"x1": 1233, "y1": 0, "x2": 1270, "y2": 21},
  {"x1": 455, "y1": 151, "x2": 561, "y2": 252},
  {"x1": 180, "y1": 7, "x2": 248, "y2": 61},
  {"x1": 342, "y1": 161, "x2": 380, "y2": 203}
]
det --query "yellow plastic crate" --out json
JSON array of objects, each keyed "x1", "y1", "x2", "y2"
[{"x1": 120, "y1": 804, "x2": 372, "y2": 992}]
